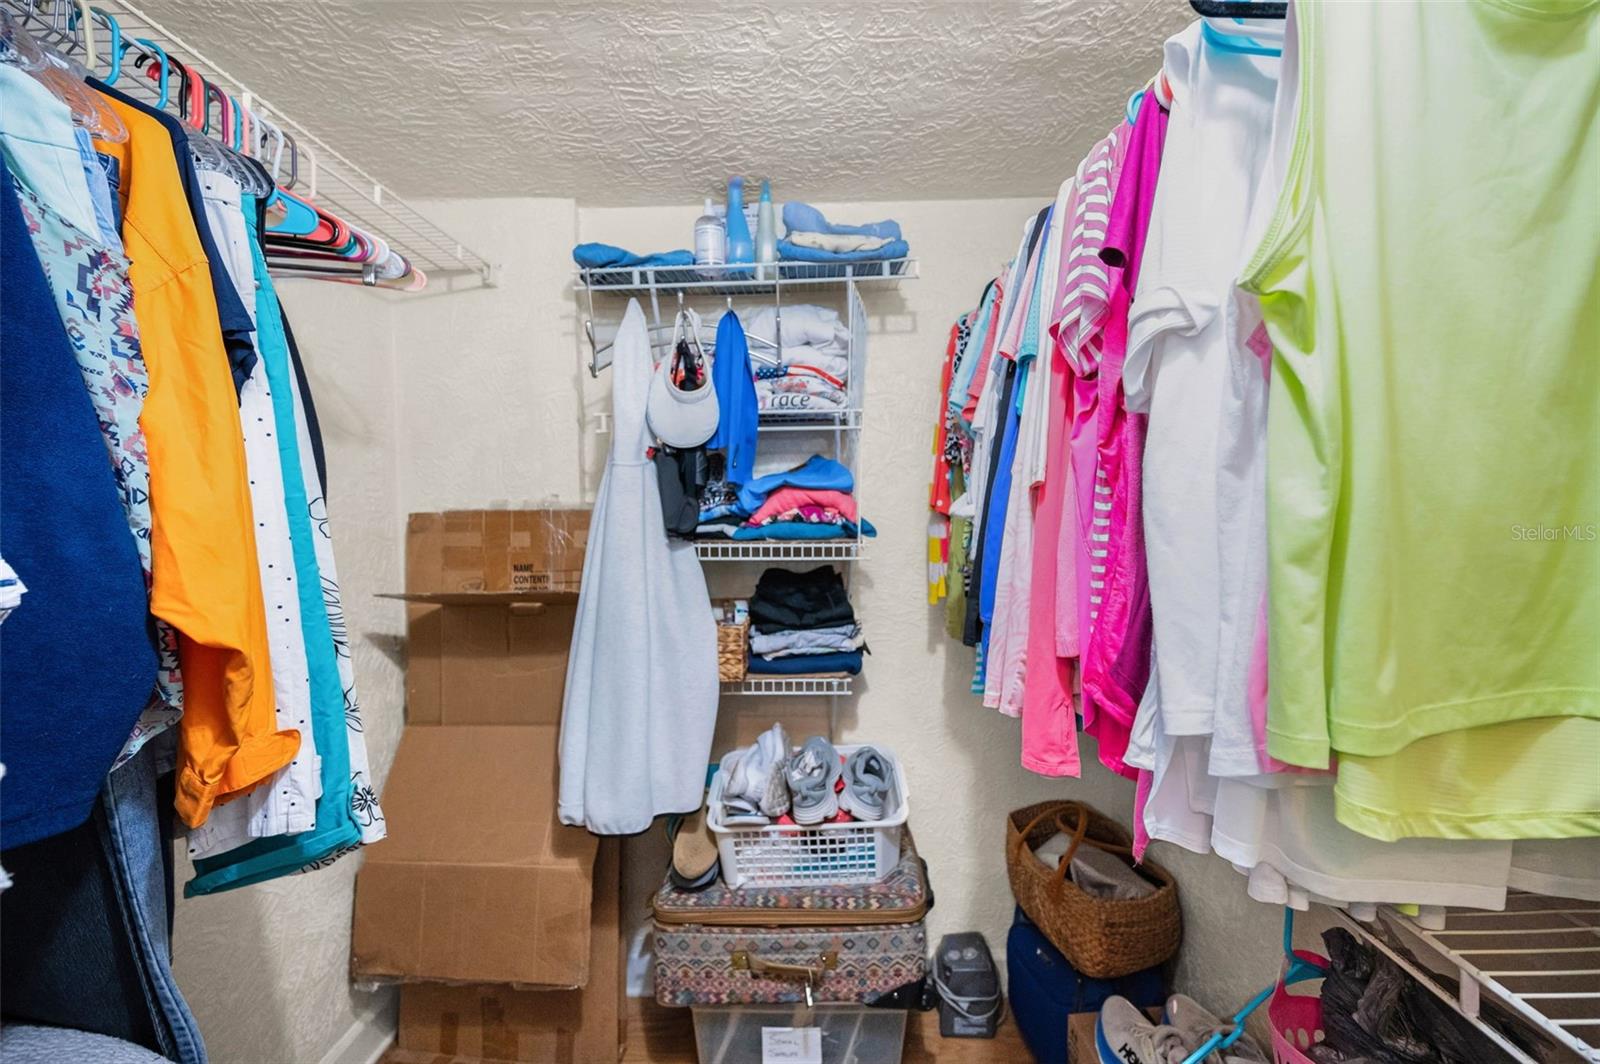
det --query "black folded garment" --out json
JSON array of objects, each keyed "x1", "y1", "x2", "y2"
[{"x1": 749, "y1": 565, "x2": 855, "y2": 633}]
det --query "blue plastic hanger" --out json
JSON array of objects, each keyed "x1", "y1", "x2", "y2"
[
  {"x1": 1126, "y1": 88, "x2": 1144, "y2": 125},
  {"x1": 1178, "y1": 909, "x2": 1326, "y2": 1064},
  {"x1": 131, "y1": 38, "x2": 169, "y2": 109},
  {"x1": 1201, "y1": 19, "x2": 1283, "y2": 57}
]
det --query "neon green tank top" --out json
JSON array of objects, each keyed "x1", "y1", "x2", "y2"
[{"x1": 1241, "y1": 0, "x2": 1600, "y2": 836}]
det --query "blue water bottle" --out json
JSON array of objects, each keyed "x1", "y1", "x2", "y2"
[{"x1": 724, "y1": 176, "x2": 753, "y2": 279}]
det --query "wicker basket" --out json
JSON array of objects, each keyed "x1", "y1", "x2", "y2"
[
  {"x1": 716, "y1": 612, "x2": 749, "y2": 683},
  {"x1": 1005, "y1": 801, "x2": 1181, "y2": 978}
]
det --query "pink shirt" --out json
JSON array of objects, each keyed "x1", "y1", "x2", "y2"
[
  {"x1": 1019, "y1": 177, "x2": 1084, "y2": 774},
  {"x1": 746, "y1": 487, "x2": 858, "y2": 526},
  {"x1": 1081, "y1": 90, "x2": 1167, "y2": 781}
]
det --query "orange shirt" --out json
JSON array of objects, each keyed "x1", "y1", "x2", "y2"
[{"x1": 96, "y1": 94, "x2": 298, "y2": 827}]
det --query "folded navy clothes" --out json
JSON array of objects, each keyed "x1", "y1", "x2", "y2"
[
  {"x1": 750, "y1": 565, "x2": 854, "y2": 632},
  {"x1": 748, "y1": 650, "x2": 863, "y2": 676},
  {"x1": 737, "y1": 455, "x2": 854, "y2": 514},
  {"x1": 729, "y1": 518, "x2": 876, "y2": 541},
  {"x1": 776, "y1": 238, "x2": 911, "y2": 263},
  {"x1": 573, "y1": 242, "x2": 695, "y2": 269},
  {"x1": 783, "y1": 203, "x2": 902, "y2": 242}
]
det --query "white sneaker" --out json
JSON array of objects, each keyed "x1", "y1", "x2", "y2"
[
  {"x1": 1165, "y1": 994, "x2": 1269, "y2": 1064},
  {"x1": 1097, "y1": 996, "x2": 1191, "y2": 1064}
]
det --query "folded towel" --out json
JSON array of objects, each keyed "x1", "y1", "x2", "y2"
[
  {"x1": 730, "y1": 517, "x2": 876, "y2": 541},
  {"x1": 783, "y1": 203, "x2": 903, "y2": 241},
  {"x1": 573, "y1": 242, "x2": 695, "y2": 269},
  {"x1": 786, "y1": 231, "x2": 894, "y2": 254},
  {"x1": 744, "y1": 305, "x2": 850, "y2": 351},
  {"x1": 777, "y1": 238, "x2": 911, "y2": 263}
]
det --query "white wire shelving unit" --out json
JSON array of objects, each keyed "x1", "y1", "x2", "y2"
[
  {"x1": 695, "y1": 539, "x2": 866, "y2": 563},
  {"x1": 1337, "y1": 892, "x2": 1600, "y2": 1064},
  {"x1": 721, "y1": 677, "x2": 854, "y2": 698},
  {"x1": 5, "y1": 0, "x2": 495, "y2": 288}
]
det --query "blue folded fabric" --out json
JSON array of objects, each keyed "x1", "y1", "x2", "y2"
[
  {"x1": 731, "y1": 518, "x2": 876, "y2": 541},
  {"x1": 776, "y1": 238, "x2": 911, "y2": 263},
  {"x1": 573, "y1": 243, "x2": 696, "y2": 269},
  {"x1": 748, "y1": 650, "x2": 863, "y2": 676},
  {"x1": 737, "y1": 455, "x2": 855, "y2": 514},
  {"x1": 783, "y1": 203, "x2": 902, "y2": 241}
]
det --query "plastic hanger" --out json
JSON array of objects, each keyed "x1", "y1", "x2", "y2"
[
  {"x1": 128, "y1": 37, "x2": 169, "y2": 109},
  {"x1": 0, "y1": 11, "x2": 128, "y2": 142},
  {"x1": 1201, "y1": 19, "x2": 1283, "y2": 57},
  {"x1": 1178, "y1": 909, "x2": 1326, "y2": 1064},
  {"x1": 65, "y1": 5, "x2": 121, "y2": 84}
]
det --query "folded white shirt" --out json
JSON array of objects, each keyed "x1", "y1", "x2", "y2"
[{"x1": 745, "y1": 305, "x2": 850, "y2": 352}]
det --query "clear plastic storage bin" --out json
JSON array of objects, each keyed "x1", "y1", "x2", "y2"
[{"x1": 692, "y1": 1005, "x2": 907, "y2": 1064}]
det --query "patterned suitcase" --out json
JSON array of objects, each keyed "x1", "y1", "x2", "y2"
[{"x1": 653, "y1": 831, "x2": 930, "y2": 1007}]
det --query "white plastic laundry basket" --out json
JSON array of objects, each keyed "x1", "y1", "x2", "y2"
[{"x1": 707, "y1": 744, "x2": 909, "y2": 890}]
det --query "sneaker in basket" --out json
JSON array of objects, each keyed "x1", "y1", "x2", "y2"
[{"x1": 1097, "y1": 996, "x2": 1191, "y2": 1064}]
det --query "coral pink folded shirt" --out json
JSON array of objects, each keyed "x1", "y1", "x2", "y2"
[{"x1": 746, "y1": 486, "x2": 859, "y2": 526}]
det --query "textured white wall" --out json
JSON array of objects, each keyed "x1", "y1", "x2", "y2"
[
  {"x1": 170, "y1": 280, "x2": 406, "y2": 1064},
  {"x1": 384, "y1": 198, "x2": 1315, "y2": 1023}
]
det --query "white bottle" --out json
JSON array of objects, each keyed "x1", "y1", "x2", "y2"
[{"x1": 695, "y1": 198, "x2": 726, "y2": 276}]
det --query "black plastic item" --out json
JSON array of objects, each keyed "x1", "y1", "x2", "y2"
[
  {"x1": 935, "y1": 933, "x2": 1003, "y2": 1039},
  {"x1": 1190, "y1": 0, "x2": 1288, "y2": 17}
]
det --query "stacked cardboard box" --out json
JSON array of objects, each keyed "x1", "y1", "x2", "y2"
[{"x1": 352, "y1": 511, "x2": 622, "y2": 1063}]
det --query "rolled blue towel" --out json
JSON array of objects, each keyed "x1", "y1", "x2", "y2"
[
  {"x1": 573, "y1": 242, "x2": 696, "y2": 269},
  {"x1": 776, "y1": 238, "x2": 911, "y2": 263},
  {"x1": 782, "y1": 202, "x2": 902, "y2": 241}
]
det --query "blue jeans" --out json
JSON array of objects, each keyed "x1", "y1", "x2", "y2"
[{"x1": 1, "y1": 732, "x2": 206, "y2": 1063}]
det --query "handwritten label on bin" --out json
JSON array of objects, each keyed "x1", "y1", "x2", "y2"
[{"x1": 761, "y1": 1026, "x2": 822, "y2": 1064}]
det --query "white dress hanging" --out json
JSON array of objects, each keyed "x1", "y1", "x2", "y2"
[{"x1": 559, "y1": 298, "x2": 719, "y2": 835}]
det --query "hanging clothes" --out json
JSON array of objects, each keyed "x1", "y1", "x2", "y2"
[
  {"x1": 707, "y1": 309, "x2": 758, "y2": 486},
  {"x1": 1240, "y1": 0, "x2": 1600, "y2": 837},
  {"x1": 92, "y1": 89, "x2": 299, "y2": 829},
  {"x1": 559, "y1": 299, "x2": 719, "y2": 835},
  {"x1": 0, "y1": 165, "x2": 157, "y2": 849}
]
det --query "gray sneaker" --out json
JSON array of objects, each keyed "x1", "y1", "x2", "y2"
[
  {"x1": 785, "y1": 736, "x2": 841, "y2": 825},
  {"x1": 1165, "y1": 994, "x2": 1269, "y2": 1064},
  {"x1": 1097, "y1": 996, "x2": 1191, "y2": 1064}
]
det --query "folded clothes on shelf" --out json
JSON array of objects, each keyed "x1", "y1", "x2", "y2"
[
  {"x1": 573, "y1": 242, "x2": 695, "y2": 269},
  {"x1": 748, "y1": 488, "x2": 859, "y2": 527},
  {"x1": 750, "y1": 565, "x2": 855, "y2": 632},
  {"x1": 726, "y1": 517, "x2": 875, "y2": 541},
  {"x1": 737, "y1": 455, "x2": 854, "y2": 514},
  {"x1": 744, "y1": 305, "x2": 851, "y2": 353},
  {"x1": 779, "y1": 203, "x2": 908, "y2": 263},
  {"x1": 755, "y1": 364, "x2": 848, "y2": 412},
  {"x1": 750, "y1": 623, "x2": 865, "y2": 659},
  {"x1": 747, "y1": 650, "x2": 863, "y2": 676}
]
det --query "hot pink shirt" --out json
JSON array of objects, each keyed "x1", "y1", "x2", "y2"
[{"x1": 1081, "y1": 90, "x2": 1167, "y2": 781}]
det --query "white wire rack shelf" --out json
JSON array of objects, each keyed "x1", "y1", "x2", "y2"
[
  {"x1": 6, "y1": 0, "x2": 495, "y2": 288},
  {"x1": 695, "y1": 539, "x2": 866, "y2": 563},
  {"x1": 576, "y1": 258, "x2": 916, "y2": 297},
  {"x1": 592, "y1": 407, "x2": 861, "y2": 436},
  {"x1": 1337, "y1": 893, "x2": 1600, "y2": 1064},
  {"x1": 721, "y1": 676, "x2": 854, "y2": 697}
]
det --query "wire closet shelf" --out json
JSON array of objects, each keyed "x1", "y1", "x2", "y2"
[
  {"x1": 721, "y1": 677, "x2": 854, "y2": 697},
  {"x1": 1337, "y1": 893, "x2": 1600, "y2": 1064},
  {"x1": 4, "y1": 0, "x2": 495, "y2": 288}
]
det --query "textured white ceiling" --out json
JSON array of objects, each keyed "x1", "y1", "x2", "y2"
[{"x1": 138, "y1": 1, "x2": 1190, "y2": 205}]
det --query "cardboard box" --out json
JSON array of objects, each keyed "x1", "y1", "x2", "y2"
[
  {"x1": 1067, "y1": 1007, "x2": 1162, "y2": 1062},
  {"x1": 352, "y1": 510, "x2": 598, "y2": 988},
  {"x1": 407, "y1": 510, "x2": 589, "y2": 594},
  {"x1": 395, "y1": 839, "x2": 624, "y2": 1064}
]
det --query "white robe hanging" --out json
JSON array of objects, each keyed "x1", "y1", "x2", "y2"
[{"x1": 559, "y1": 298, "x2": 719, "y2": 835}]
